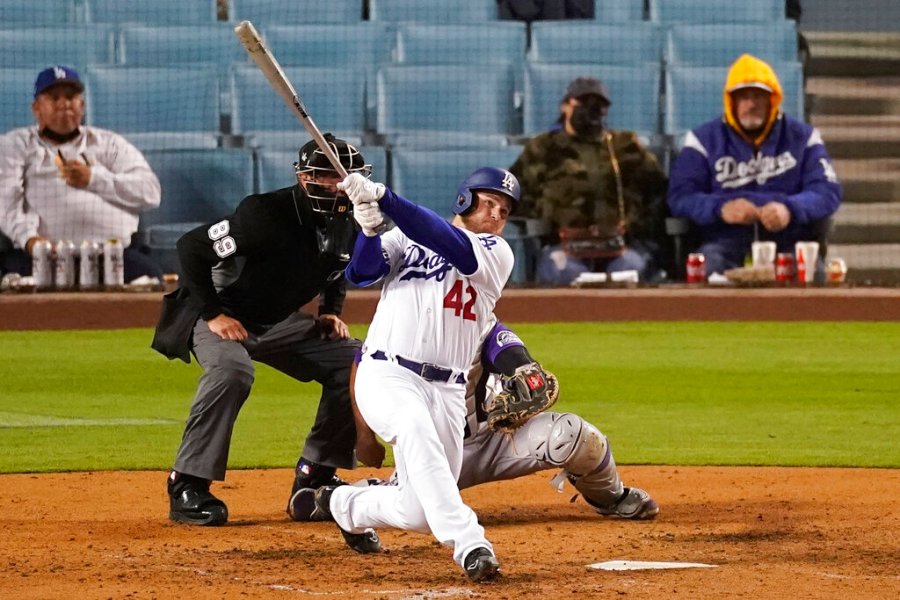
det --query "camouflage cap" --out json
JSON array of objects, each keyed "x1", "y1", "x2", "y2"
[{"x1": 564, "y1": 77, "x2": 611, "y2": 105}]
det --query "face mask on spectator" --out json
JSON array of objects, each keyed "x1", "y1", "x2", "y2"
[{"x1": 570, "y1": 96, "x2": 608, "y2": 136}]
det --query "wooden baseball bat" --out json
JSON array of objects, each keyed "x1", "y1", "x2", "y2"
[{"x1": 233, "y1": 20, "x2": 348, "y2": 177}]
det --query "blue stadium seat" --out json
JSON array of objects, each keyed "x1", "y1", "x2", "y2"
[
  {"x1": 230, "y1": 65, "x2": 367, "y2": 137},
  {"x1": 262, "y1": 23, "x2": 393, "y2": 67},
  {"x1": 376, "y1": 65, "x2": 517, "y2": 139},
  {"x1": 594, "y1": 0, "x2": 645, "y2": 22},
  {"x1": 0, "y1": 0, "x2": 77, "y2": 25},
  {"x1": 229, "y1": 0, "x2": 362, "y2": 25},
  {"x1": 664, "y1": 22, "x2": 799, "y2": 67},
  {"x1": 391, "y1": 146, "x2": 536, "y2": 283},
  {"x1": 528, "y1": 22, "x2": 662, "y2": 65},
  {"x1": 140, "y1": 149, "x2": 255, "y2": 273},
  {"x1": 262, "y1": 23, "x2": 392, "y2": 127},
  {"x1": 0, "y1": 27, "x2": 115, "y2": 72},
  {"x1": 388, "y1": 131, "x2": 510, "y2": 149},
  {"x1": 118, "y1": 24, "x2": 248, "y2": 67},
  {"x1": 125, "y1": 133, "x2": 220, "y2": 152},
  {"x1": 245, "y1": 131, "x2": 363, "y2": 151},
  {"x1": 83, "y1": 66, "x2": 220, "y2": 134},
  {"x1": 390, "y1": 148, "x2": 522, "y2": 217},
  {"x1": 369, "y1": 0, "x2": 497, "y2": 23},
  {"x1": 649, "y1": 0, "x2": 785, "y2": 23},
  {"x1": 83, "y1": 0, "x2": 218, "y2": 24},
  {"x1": 664, "y1": 62, "x2": 805, "y2": 136},
  {"x1": 395, "y1": 23, "x2": 526, "y2": 65},
  {"x1": 0, "y1": 69, "x2": 40, "y2": 132},
  {"x1": 257, "y1": 146, "x2": 388, "y2": 191},
  {"x1": 523, "y1": 63, "x2": 661, "y2": 136}
]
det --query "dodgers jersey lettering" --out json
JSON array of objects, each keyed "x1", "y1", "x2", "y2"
[{"x1": 363, "y1": 227, "x2": 513, "y2": 372}]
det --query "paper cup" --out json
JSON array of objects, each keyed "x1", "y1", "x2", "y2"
[
  {"x1": 826, "y1": 257, "x2": 848, "y2": 284},
  {"x1": 794, "y1": 241, "x2": 820, "y2": 283},
  {"x1": 751, "y1": 241, "x2": 777, "y2": 267}
]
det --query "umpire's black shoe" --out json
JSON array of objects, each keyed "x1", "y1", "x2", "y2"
[
  {"x1": 313, "y1": 485, "x2": 382, "y2": 554},
  {"x1": 463, "y1": 547, "x2": 501, "y2": 582},
  {"x1": 168, "y1": 471, "x2": 228, "y2": 526}
]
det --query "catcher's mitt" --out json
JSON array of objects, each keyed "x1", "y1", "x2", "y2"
[{"x1": 486, "y1": 362, "x2": 559, "y2": 431}]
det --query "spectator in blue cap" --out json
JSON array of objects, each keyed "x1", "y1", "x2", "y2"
[{"x1": 0, "y1": 65, "x2": 163, "y2": 282}]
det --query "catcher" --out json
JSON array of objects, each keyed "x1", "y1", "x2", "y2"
[{"x1": 290, "y1": 319, "x2": 658, "y2": 521}]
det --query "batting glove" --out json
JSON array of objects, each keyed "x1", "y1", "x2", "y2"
[
  {"x1": 337, "y1": 173, "x2": 385, "y2": 206},
  {"x1": 354, "y1": 201, "x2": 384, "y2": 237}
]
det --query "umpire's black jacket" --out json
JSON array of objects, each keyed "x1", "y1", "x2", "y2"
[{"x1": 152, "y1": 186, "x2": 350, "y2": 362}]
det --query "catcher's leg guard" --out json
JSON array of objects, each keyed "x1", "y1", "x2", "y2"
[{"x1": 525, "y1": 412, "x2": 625, "y2": 508}]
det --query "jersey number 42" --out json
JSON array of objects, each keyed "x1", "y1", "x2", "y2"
[{"x1": 443, "y1": 280, "x2": 477, "y2": 321}]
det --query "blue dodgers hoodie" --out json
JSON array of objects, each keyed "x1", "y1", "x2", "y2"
[{"x1": 667, "y1": 54, "x2": 842, "y2": 254}]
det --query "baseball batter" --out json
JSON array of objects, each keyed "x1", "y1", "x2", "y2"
[{"x1": 301, "y1": 167, "x2": 520, "y2": 582}]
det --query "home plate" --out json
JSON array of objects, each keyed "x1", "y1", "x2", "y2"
[{"x1": 588, "y1": 560, "x2": 718, "y2": 571}]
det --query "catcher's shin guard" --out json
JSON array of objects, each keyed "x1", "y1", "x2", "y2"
[
  {"x1": 525, "y1": 413, "x2": 627, "y2": 508},
  {"x1": 524, "y1": 412, "x2": 607, "y2": 471}
]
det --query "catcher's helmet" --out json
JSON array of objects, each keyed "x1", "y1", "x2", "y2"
[
  {"x1": 452, "y1": 167, "x2": 520, "y2": 216},
  {"x1": 295, "y1": 133, "x2": 371, "y2": 214}
]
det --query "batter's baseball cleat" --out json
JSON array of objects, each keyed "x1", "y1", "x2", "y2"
[
  {"x1": 313, "y1": 485, "x2": 382, "y2": 554},
  {"x1": 287, "y1": 459, "x2": 348, "y2": 516},
  {"x1": 289, "y1": 462, "x2": 348, "y2": 497},
  {"x1": 589, "y1": 487, "x2": 659, "y2": 520},
  {"x1": 167, "y1": 471, "x2": 228, "y2": 526},
  {"x1": 463, "y1": 547, "x2": 501, "y2": 582},
  {"x1": 288, "y1": 487, "x2": 332, "y2": 522}
]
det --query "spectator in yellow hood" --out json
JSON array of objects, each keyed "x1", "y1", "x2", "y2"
[{"x1": 667, "y1": 54, "x2": 841, "y2": 279}]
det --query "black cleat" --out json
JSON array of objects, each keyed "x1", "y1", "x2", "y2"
[
  {"x1": 168, "y1": 472, "x2": 228, "y2": 526},
  {"x1": 287, "y1": 479, "x2": 347, "y2": 521},
  {"x1": 286, "y1": 459, "x2": 346, "y2": 517},
  {"x1": 588, "y1": 487, "x2": 659, "y2": 520},
  {"x1": 288, "y1": 486, "x2": 334, "y2": 522},
  {"x1": 463, "y1": 547, "x2": 501, "y2": 582},
  {"x1": 314, "y1": 485, "x2": 382, "y2": 554}
]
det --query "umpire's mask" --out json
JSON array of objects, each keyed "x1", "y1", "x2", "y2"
[
  {"x1": 295, "y1": 133, "x2": 372, "y2": 214},
  {"x1": 295, "y1": 134, "x2": 371, "y2": 263}
]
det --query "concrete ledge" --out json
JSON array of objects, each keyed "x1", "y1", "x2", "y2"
[{"x1": 2, "y1": 287, "x2": 899, "y2": 331}]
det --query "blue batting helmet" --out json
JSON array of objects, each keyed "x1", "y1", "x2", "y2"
[{"x1": 452, "y1": 167, "x2": 521, "y2": 216}]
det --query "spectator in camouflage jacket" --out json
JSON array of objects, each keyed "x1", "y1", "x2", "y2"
[{"x1": 509, "y1": 77, "x2": 668, "y2": 284}]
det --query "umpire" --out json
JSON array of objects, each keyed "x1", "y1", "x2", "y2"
[{"x1": 152, "y1": 134, "x2": 369, "y2": 526}]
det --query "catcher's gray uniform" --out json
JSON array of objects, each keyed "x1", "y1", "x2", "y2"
[{"x1": 456, "y1": 321, "x2": 657, "y2": 518}]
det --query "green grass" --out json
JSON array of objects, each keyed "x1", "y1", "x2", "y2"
[{"x1": 0, "y1": 322, "x2": 897, "y2": 473}]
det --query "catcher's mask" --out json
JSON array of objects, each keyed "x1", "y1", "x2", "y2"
[
  {"x1": 294, "y1": 133, "x2": 372, "y2": 215},
  {"x1": 453, "y1": 167, "x2": 521, "y2": 216}
]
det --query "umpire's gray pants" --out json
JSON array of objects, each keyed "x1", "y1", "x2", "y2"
[{"x1": 173, "y1": 311, "x2": 361, "y2": 481}]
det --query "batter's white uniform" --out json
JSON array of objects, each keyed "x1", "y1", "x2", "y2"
[{"x1": 332, "y1": 225, "x2": 513, "y2": 567}]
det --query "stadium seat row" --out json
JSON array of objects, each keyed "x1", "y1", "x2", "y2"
[
  {"x1": 0, "y1": 0, "x2": 788, "y2": 26},
  {"x1": 0, "y1": 21, "x2": 799, "y2": 73},
  {"x1": 0, "y1": 61, "x2": 805, "y2": 143}
]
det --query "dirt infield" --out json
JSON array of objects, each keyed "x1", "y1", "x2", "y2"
[{"x1": 2, "y1": 466, "x2": 898, "y2": 599}]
